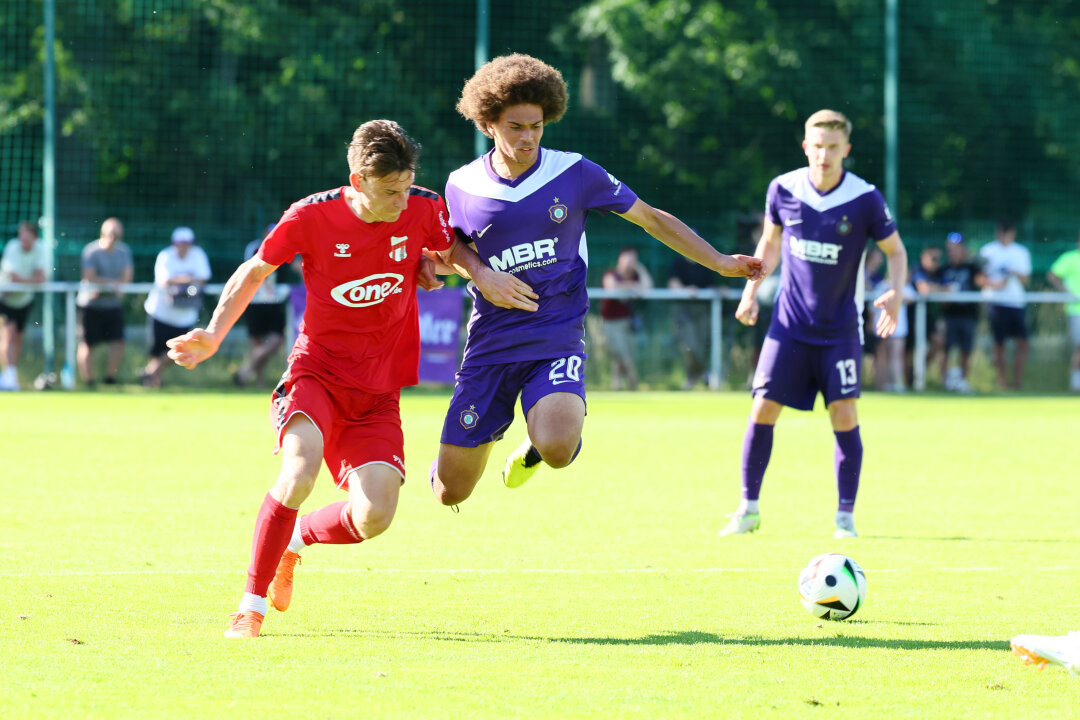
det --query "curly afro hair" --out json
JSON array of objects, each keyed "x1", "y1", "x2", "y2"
[{"x1": 456, "y1": 54, "x2": 568, "y2": 137}]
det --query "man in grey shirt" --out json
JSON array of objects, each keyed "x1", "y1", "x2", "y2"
[{"x1": 77, "y1": 217, "x2": 133, "y2": 386}]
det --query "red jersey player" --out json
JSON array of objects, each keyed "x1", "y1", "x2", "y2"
[{"x1": 168, "y1": 120, "x2": 468, "y2": 639}]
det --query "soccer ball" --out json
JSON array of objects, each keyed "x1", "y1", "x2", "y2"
[{"x1": 798, "y1": 553, "x2": 867, "y2": 621}]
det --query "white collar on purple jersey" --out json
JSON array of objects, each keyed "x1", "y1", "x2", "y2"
[
  {"x1": 776, "y1": 168, "x2": 879, "y2": 213},
  {"x1": 448, "y1": 148, "x2": 584, "y2": 202}
]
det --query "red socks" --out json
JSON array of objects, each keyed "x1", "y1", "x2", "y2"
[
  {"x1": 245, "y1": 493, "x2": 298, "y2": 596},
  {"x1": 244, "y1": 497, "x2": 364, "y2": 596},
  {"x1": 299, "y1": 501, "x2": 364, "y2": 546}
]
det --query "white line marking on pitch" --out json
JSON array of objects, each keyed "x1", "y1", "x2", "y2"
[{"x1": 3, "y1": 566, "x2": 1079, "y2": 578}]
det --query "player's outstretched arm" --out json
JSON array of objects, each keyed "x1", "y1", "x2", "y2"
[
  {"x1": 872, "y1": 231, "x2": 908, "y2": 338},
  {"x1": 167, "y1": 256, "x2": 278, "y2": 369},
  {"x1": 736, "y1": 219, "x2": 783, "y2": 326},
  {"x1": 616, "y1": 199, "x2": 765, "y2": 281},
  {"x1": 435, "y1": 237, "x2": 539, "y2": 312}
]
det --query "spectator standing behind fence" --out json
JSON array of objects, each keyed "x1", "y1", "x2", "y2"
[
  {"x1": 978, "y1": 219, "x2": 1031, "y2": 390},
  {"x1": 76, "y1": 217, "x2": 133, "y2": 388},
  {"x1": 861, "y1": 248, "x2": 886, "y2": 382},
  {"x1": 1047, "y1": 230, "x2": 1080, "y2": 392},
  {"x1": 601, "y1": 247, "x2": 652, "y2": 390},
  {"x1": 939, "y1": 232, "x2": 982, "y2": 394},
  {"x1": 667, "y1": 251, "x2": 716, "y2": 389},
  {"x1": 287, "y1": 256, "x2": 306, "y2": 349},
  {"x1": 909, "y1": 245, "x2": 946, "y2": 387},
  {"x1": 141, "y1": 226, "x2": 211, "y2": 388},
  {"x1": 234, "y1": 224, "x2": 287, "y2": 388},
  {"x1": 870, "y1": 273, "x2": 911, "y2": 393},
  {"x1": 0, "y1": 221, "x2": 47, "y2": 392}
]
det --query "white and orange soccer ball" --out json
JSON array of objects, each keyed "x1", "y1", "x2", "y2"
[{"x1": 798, "y1": 553, "x2": 867, "y2": 621}]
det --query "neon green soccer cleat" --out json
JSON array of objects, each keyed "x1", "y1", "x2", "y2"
[{"x1": 502, "y1": 437, "x2": 541, "y2": 489}]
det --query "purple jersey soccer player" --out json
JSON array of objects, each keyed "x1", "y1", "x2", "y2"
[
  {"x1": 720, "y1": 109, "x2": 908, "y2": 539},
  {"x1": 428, "y1": 54, "x2": 764, "y2": 507}
]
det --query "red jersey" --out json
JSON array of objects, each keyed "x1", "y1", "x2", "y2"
[
  {"x1": 599, "y1": 268, "x2": 639, "y2": 320},
  {"x1": 259, "y1": 185, "x2": 453, "y2": 393}
]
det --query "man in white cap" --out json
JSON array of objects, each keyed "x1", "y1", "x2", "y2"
[{"x1": 141, "y1": 226, "x2": 210, "y2": 387}]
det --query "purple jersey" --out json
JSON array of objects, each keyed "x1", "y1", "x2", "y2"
[
  {"x1": 446, "y1": 148, "x2": 638, "y2": 367},
  {"x1": 766, "y1": 168, "x2": 896, "y2": 344}
]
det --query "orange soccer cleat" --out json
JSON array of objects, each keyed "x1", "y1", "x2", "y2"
[
  {"x1": 224, "y1": 610, "x2": 264, "y2": 639},
  {"x1": 267, "y1": 550, "x2": 302, "y2": 612}
]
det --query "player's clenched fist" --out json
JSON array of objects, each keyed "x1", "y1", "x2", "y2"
[
  {"x1": 735, "y1": 296, "x2": 760, "y2": 326},
  {"x1": 166, "y1": 329, "x2": 220, "y2": 369},
  {"x1": 722, "y1": 254, "x2": 766, "y2": 281}
]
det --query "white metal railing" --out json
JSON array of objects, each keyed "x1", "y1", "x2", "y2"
[
  {"x1": 2, "y1": 282, "x2": 1076, "y2": 391},
  {"x1": 587, "y1": 287, "x2": 741, "y2": 388},
  {"x1": 907, "y1": 290, "x2": 1077, "y2": 391},
  {"x1": 0, "y1": 282, "x2": 230, "y2": 386}
]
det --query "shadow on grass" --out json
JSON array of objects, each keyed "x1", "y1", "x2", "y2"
[
  {"x1": 870, "y1": 536, "x2": 1080, "y2": 544},
  {"x1": 711, "y1": 635, "x2": 1008, "y2": 652},
  {"x1": 275, "y1": 628, "x2": 1008, "y2": 652}
]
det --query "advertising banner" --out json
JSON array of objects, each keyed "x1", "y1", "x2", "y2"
[{"x1": 417, "y1": 287, "x2": 464, "y2": 385}]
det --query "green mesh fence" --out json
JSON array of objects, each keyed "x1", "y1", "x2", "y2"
[
  {"x1": 4, "y1": 0, "x2": 1079, "y2": 276},
  {"x1": 1, "y1": 0, "x2": 43, "y2": 240},
  {"x1": 2, "y1": 1, "x2": 1079, "y2": 389}
]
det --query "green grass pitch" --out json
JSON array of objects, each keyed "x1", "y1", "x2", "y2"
[{"x1": 2, "y1": 390, "x2": 1078, "y2": 718}]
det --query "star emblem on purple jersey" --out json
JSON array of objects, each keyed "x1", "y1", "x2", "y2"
[
  {"x1": 549, "y1": 197, "x2": 568, "y2": 223},
  {"x1": 836, "y1": 215, "x2": 852, "y2": 236}
]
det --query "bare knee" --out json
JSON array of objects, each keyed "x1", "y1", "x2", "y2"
[
  {"x1": 274, "y1": 456, "x2": 320, "y2": 505},
  {"x1": 432, "y1": 472, "x2": 475, "y2": 506},
  {"x1": 431, "y1": 446, "x2": 489, "y2": 506},
  {"x1": 349, "y1": 500, "x2": 394, "y2": 539},
  {"x1": 534, "y1": 437, "x2": 578, "y2": 468}
]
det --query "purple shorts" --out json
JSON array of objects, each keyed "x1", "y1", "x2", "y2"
[
  {"x1": 441, "y1": 353, "x2": 587, "y2": 447},
  {"x1": 751, "y1": 332, "x2": 862, "y2": 411}
]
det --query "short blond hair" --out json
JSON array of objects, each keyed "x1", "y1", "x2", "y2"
[{"x1": 804, "y1": 109, "x2": 852, "y2": 139}]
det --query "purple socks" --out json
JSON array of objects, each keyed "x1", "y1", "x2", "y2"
[
  {"x1": 834, "y1": 427, "x2": 863, "y2": 512},
  {"x1": 741, "y1": 422, "x2": 774, "y2": 500}
]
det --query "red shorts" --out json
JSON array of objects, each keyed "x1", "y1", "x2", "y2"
[{"x1": 269, "y1": 373, "x2": 405, "y2": 489}]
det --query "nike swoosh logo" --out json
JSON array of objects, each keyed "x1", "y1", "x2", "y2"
[
  {"x1": 784, "y1": 219, "x2": 802, "y2": 226},
  {"x1": 390, "y1": 235, "x2": 408, "y2": 246},
  {"x1": 476, "y1": 224, "x2": 493, "y2": 239},
  {"x1": 841, "y1": 386, "x2": 857, "y2": 394}
]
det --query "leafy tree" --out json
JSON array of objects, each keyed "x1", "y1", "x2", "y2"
[{"x1": 562, "y1": 0, "x2": 1080, "y2": 227}]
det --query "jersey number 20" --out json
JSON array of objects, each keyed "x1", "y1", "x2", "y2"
[{"x1": 550, "y1": 356, "x2": 583, "y2": 384}]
